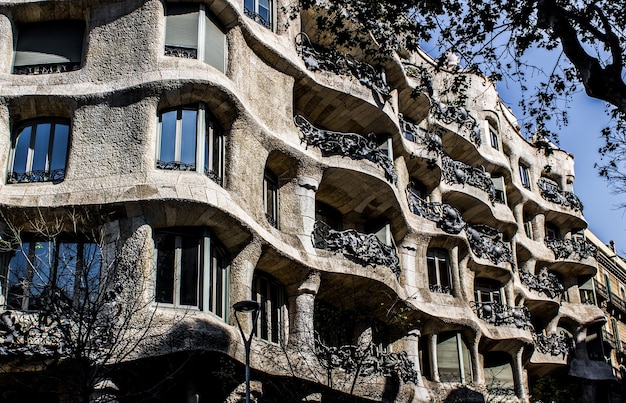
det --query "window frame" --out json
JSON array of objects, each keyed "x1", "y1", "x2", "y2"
[
  {"x1": 8, "y1": 118, "x2": 71, "y2": 184},
  {"x1": 153, "y1": 228, "x2": 229, "y2": 318},
  {"x1": 474, "y1": 278, "x2": 503, "y2": 305},
  {"x1": 156, "y1": 103, "x2": 225, "y2": 185},
  {"x1": 427, "y1": 248, "x2": 452, "y2": 294},
  {"x1": 488, "y1": 122, "x2": 499, "y2": 150},
  {"x1": 243, "y1": 0, "x2": 273, "y2": 30},
  {"x1": 252, "y1": 271, "x2": 286, "y2": 345},
  {"x1": 519, "y1": 163, "x2": 531, "y2": 190},
  {"x1": 263, "y1": 168, "x2": 279, "y2": 228}
]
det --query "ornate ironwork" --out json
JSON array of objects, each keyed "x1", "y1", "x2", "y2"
[
  {"x1": 441, "y1": 155, "x2": 496, "y2": 202},
  {"x1": 429, "y1": 284, "x2": 452, "y2": 294},
  {"x1": 294, "y1": 115, "x2": 397, "y2": 183},
  {"x1": 545, "y1": 237, "x2": 597, "y2": 260},
  {"x1": 429, "y1": 99, "x2": 482, "y2": 146},
  {"x1": 533, "y1": 332, "x2": 573, "y2": 357},
  {"x1": 519, "y1": 268, "x2": 564, "y2": 299},
  {"x1": 399, "y1": 115, "x2": 442, "y2": 154},
  {"x1": 406, "y1": 187, "x2": 465, "y2": 234},
  {"x1": 13, "y1": 62, "x2": 80, "y2": 75},
  {"x1": 312, "y1": 221, "x2": 400, "y2": 277},
  {"x1": 537, "y1": 178, "x2": 584, "y2": 212},
  {"x1": 157, "y1": 160, "x2": 196, "y2": 171},
  {"x1": 472, "y1": 301, "x2": 533, "y2": 330},
  {"x1": 244, "y1": 8, "x2": 272, "y2": 30},
  {"x1": 205, "y1": 169, "x2": 223, "y2": 186},
  {"x1": 465, "y1": 225, "x2": 514, "y2": 265},
  {"x1": 164, "y1": 45, "x2": 197, "y2": 59},
  {"x1": 315, "y1": 337, "x2": 418, "y2": 384},
  {"x1": 295, "y1": 33, "x2": 391, "y2": 100},
  {"x1": 402, "y1": 62, "x2": 434, "y2": 96},
  {"x1": 8, "y1": 169, "x2": 65, "y2": 184}
]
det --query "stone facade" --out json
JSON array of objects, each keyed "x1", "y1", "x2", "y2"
[{"x1": 0, "y1": 1, "x2": 612, "y2": 402}]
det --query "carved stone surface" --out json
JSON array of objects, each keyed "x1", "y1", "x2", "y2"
[
  {"x1": 441, "y1": 155, "x2": 496, "y2": 202},
  {"x1": 399, "y1": 115, "x2": 442, "y2": 154},
  {"x1": 244, "y1": 8, "x2": 271, "y2": 30},
  {"x1": 294, "y1": 115, "x2": 397, "y2": 183},
  {"x1": 545, "y1": 237, "x2": 598, "y2": 260},
  {"x1": 406, "y1": 187, "x2": 465, "y2": 234},
  {"x1": 533, "y1": 332, "x2": 573, "y2": 357},
  {"x1": 520, "y1": 268, "x2": 564, "y2": 299},
  {"x1": 0, "y1": 311, "x2": 61, "y2": 357},
  {"x1": 465, "y1": 225, "x2": 514, "y2": 265},
  {"x1": 312, "y1": 221, "x2": 400, "y2": 277},
  {"x1": 430, "y1": 99, "x2": 482, "y2": 146},
  {"x1": 13, "y1": 62, "x2": 80, "y2": 75},
  {"x1": 164, "y1": 45, "x2": 197, "y2": 59},
  {"x1": 472, "y1": 301, "x2": 533, "y2": 330},
  {"x1": 537, "y1": 178, "x2": 584, "y2": 212},
  {"x1": 315, "y1": 338, "x2": 418, "y2": 384},
  {"x1": 295, "y1": 33, "x2": 391, "y2": 100},
  {"x1": 8, "y1": 169, "x2": 66, "y2": 184}
]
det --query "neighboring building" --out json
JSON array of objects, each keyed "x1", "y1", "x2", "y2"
[{"x1": 0, "y1": 1, "x2": 613, "y2": 402}]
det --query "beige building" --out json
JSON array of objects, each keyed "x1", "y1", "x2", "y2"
[{"x1": 0, "y1": 1, "x2": 614, "y2": 402}]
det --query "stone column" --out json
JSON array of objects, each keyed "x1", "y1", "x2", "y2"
[
  {"x1": 513, "y1": 203, "x2": 524, "y2": 230},
  {"x1": 470, "y1": 333, "x2": 484, "y2": 385},
  {"x1": 513, "y1": 347, "x2": 528, "y2": 400},
  {"x1": 429, "y1": 333, "x2": 440, "y2": 382},
  {"x1": 399, "y1": 239, "x2": 418, "y2": 296},
  {"x1": 535, "y1": 213, "x2": 546, "y2": 243},
  {"x1": 449, "y1": 246, "x2": 461, "y2": 297},
  {"x1": 229, "y1": 239, "x2": 263, "y2": 334},
  {"x1": 288, "y1": 270, "x2": 321, "y2": 356},
  {"x1": 295, "y1": 176, "x2": 320, "y2": 254},
  {"x1": 404, "y1": 329, "x2": 424, "y2": 387}
]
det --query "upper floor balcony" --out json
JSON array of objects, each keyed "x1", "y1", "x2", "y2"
[
  {"x1": 545, "y1": 237, "x2": 597, "y2": 260},
  {"x1": 532, "y1": 331, "x2": 574, "y2": 359},
  {"x1": 538, "y1": 177, "x2": 584, "y2": 213},
  {"x1": 465, "y1": 225, "x2": 514, "y2": 266},
  {"x1": 519, "y1": 268, "x2": 565, "y2": 300},
  {"x1": 441, "y1": 156, "x2": 496, "y2": 204},
  {"x1": 472, "y1": 301, "x2": 533, "y2": 330},
  {"x1": 429, "y1": 99, "x2": 482, "y2": 147},
  {"x1": 406, "y1": 187, "x2": 465, "y2": 235}
]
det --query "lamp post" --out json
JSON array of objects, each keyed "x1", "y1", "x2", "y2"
[{"x1": 233, "y1": 300, "x2": 261, "y2": 403}]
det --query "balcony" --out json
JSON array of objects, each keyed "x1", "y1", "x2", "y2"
[
  {"x1": 295, "y1": 33, "x2": 391, "y2": 101},
  {"x1": 545, "y1": 238, "x2": 597, "y2": 260},
  {"x1": 406, "y1": 188, "x2": 465, "y2": 234},
  {"x1": 465, "y1": 225, "x2": 514, "y2": 265},
  {"x1": 429, "y1": 99, "x2": 482, "y2": 146},
  {"x1": 294, "y1": 115, "x2": 397, "y2": 183},
  {"x1": 399, "y1": 115, "x2": 442, "y2": 154},
  {"x1": 533, "y1": 332, "x2": 573, "y2": 357},
  {"x1": 472, "y1": 301, "x2": 533, "y2": 330},
  {"x1": 441, "y1": 155, "x2": 496, "y2": 203},
  {"x1": 312, "y1": 221, "x2": 400, "y2": 277},
  {"x1": 538, "y1": 178, "x2": 584, "y2": 212},
  {"x1": 519, "y1": 268, "x2": 564, "y2": 299},
  {"x1": 244, "y1": 7, "x2": 272, "y2": 30}
]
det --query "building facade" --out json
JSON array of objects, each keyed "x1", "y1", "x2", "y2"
[{"x1": 0, "y1": 1, "x2": 614, "y2": 402}]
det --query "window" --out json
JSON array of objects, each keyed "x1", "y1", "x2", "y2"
[
  {"x1": 492, "y1": 175, "x2": 506, "y2": 204},
  {"x1": 157, "y1": 103, "x2": 224, "y2": 185},
  {"x1": 523, "y1": 215, "x2": 533, "y2": 239},
  {"x1": 474, "y1": 278, "x2": 503, "y2": 305},
  {"x1": 13, "y1": 20, "x2": 85, "y2": 75},
  {"x1": 154, "y1": 229, "x2": 228, "y2": 317},
  {"x1": 8, "y1": 119, "x2": 70, "y2": 184},
  {"x1": 427, "y1": 249, "x2": 452, "y2": 294},
  {"x1": 483, "y1": 352, "x2": 514, "y2": 393},
  {"x1": 539, "y1": 176, "x2": 560, "y2": 193},
  {"x1": 244, "y1": 0, "x2": 272, "y2": 30},
  {"x1": 264, "y1": 169, "x2": 279, "y2": 228},
  {"x1": 437, "y1": 332, "x2": 473, "y2": 383},
  {"x1": 315, "y1": 201, "x2": 342, "y2": 230},
  {"x1": 545, "y1": 223, "x2": 559, "y2": 239},
  {"x1": 252, "y1": 272, "x2": 286, "y2": 344},
  {"x1": 165, "y1": 3, "x2": 226, "y2": 72},
  {"x1": 579, "y1": 277, "x2": 595, "y2": 305},
  {"x1": 519, "y1": 163, "x2": 531, "y2": 190},
  {"x1": 2, "y1": 238, "x2": 101, "y2": 311},
  {"x1": 488, "y1": 122, "x2": 499, "y2": 150}
]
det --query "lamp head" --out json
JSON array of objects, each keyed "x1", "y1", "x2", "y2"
[{"x1": 233, "y1": 300, "x2": 261, "y2": 313}]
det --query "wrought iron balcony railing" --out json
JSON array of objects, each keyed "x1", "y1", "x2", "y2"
[
  {"x1": 519, "y1": 268, "x2": 564, "y2": 299},
  {"x1": 533, "y1": 332, "x2": 573, "y2": 357},
  {"x1": 294, "y1": 115, "x2": 397, "y2": 183},
  {"x1": 164, "y1": 45, "x2": 197, "y2": 59},
  {"x1": 406, "y1": 188, "x2": 465, "y2": 234},
  {"x1": 429, "y1": 284, "x2": 452, "y2": 294},
  {"x1": 315, "y1": 337, "x2": 418, "y2": 384},
  {"x1": 8, "y1": 169, "x2": 65, "y2": 184},
  {"x1": 465, "y1": 225, "x2": 514, "y2": 265},
  {"x1": 472, "y1": 301, "x2": 533, "y2": 330},
  {"x1": 430, "y1": 99, "x2": 482, "y2": 146},
  {"x1": 538, "y1": 178, "x2": 584, "y2": 212},
  {"x1": 295, "y1": 33, "x2": 391, "y2": 100},
  {"x1": 545, "y1": 237, "x2": 597, "y2": 260},
  {"x1": 441, "y1": 155, "x2": 496, "y2": 203},
  {"x1": 402, "y1": 62, "x2": 434, "y2": 96},
  {"x1": 244, "y1": 7, "x2": 272, "y2": 30},
  {"x1": 399, "y1": 115, "x2": 442, "y2": 154},
  {"x1": 312, "y1": 221, "x2": 400, "y2": 277},
  {"x1": 13, "y1": 62, "x2": 80, "y2": 75}
]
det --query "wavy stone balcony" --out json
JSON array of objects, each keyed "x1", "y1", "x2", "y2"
[
  {"x1": 295, "y1": 33, "x2": 391, "y2": 101},
  {"x1": 472, "y1": 301, "x2": 533, "y2": 330},
  {"x1": 294, "y1": 115, "x2": 397, "y2": 183},
  {"x1": 315, "y1": 338, "x2": 418, "y2": 384},
  {"x1": 465, "y1": 225, "x2": 514, "y2": 265},
  {"x1": 538, "y1": 178, "x2": 584, "y2": 212},
  {"x1": 532, "y1": 332, "x2": 573, "y2": 357},
  {"x1": 406, "y1": 187, "x2": 465, "y2": 234},
  {"x1": 519, "y1": 268, "x2": 564, "y2": 300},
  {"x1": 429, "y1": 99, "x2": 482, "y2": 146},
  {"x1": 441, "y1": 155, "x2": 496, "y2": 203},
  {"x1": 312, "y1": 221, "x2": 400, "y2": 277},
  {"x1": 545, "y1": 237, "x2": 597, "y2": 260}
]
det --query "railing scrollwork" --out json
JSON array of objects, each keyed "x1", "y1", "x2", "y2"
[
  {"x1": 533, "y1": 332, "x2": 573, "y2": 357},
  {"x1": 545, "y1": 237, "x2": 597, "y2": 260},
  {"x1": 164, "y1": 45, "x2": 197, "y2": 59},
  {"x1": 472, "y1": 301, "x2": 533, "y2": 330},
  {"x1": 406, "y1": 187, "x2": 465, "y2": 234},
  {"x1": 430, "y1": 99, "x2": 482, "y2": 146},
  {"x1": 8, "y1": 169, "x2": 65, "y2": 184},
  {"x1": 244, "y1": 8, "x2": 272, "y2": 30},
  {"x1": 14, "y1": 62, "x2": 80, "y2": 75},
  {"x1": 441, "y1": 155, "x2": 496, "y2": 202},
  {"x1": 538, "y1": 178, "x2": 584, "y2": 212},
  {"x1": 399, "y1": 115, "x2": 442, "y2": 154},
  {"x1": 465, "y1": 225, "x2": 514, "y2": 265},
  {"x1": 519, "y1": 268, "x2": 564, "y2": 299}
]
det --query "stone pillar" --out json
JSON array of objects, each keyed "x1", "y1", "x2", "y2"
[
  {"x1": 399, "y1": 239, "x2": 418, "y2": 296},
  {"x1": 229, "y1": 239, "x2": 263, "y2": 334},
  {"x1": 429, "y1": 333, "x2": 440, "y2": 382},
  {"x1": 449, "y1": 246, "x2": 461, "y2": 297},
  {"x1": 288, "y1": 270, "x2": 321, "y2": 356},
  {"x1": 513, "y1": 203, "x2": 524, "y2": 230},
  {"x1": 404, "y1": 329, "x2": 424, "y2": 387},
  {"x1": 513, "y1": 347, "x2": 528, "y2": 400},
  {"x1": 535, "y1": 213, "x2": 546, "y2": 243},
  {"x1": 295, "y1": 176, "x2": 320, "y2": 254},
  {"x1": 471, "y1": 333, "x2": 484, "y2": 385},
  {"x1": 505, "y1": 281, "x2": 516, "y2": 307}
]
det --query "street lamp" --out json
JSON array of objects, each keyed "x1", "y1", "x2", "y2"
[{"x1": 233, "y1": 300, "x2": 261, "y2": 403}]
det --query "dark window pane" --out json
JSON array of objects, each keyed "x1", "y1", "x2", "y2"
[
  {"x1": 50, "y1": 124, "x2": 69, "y2": 172},
  {"x1": 179, "y1": 235, "x2": 199, "y2": 306},
  {"x1": 56, "y1": 242, "x2": 79, "y2": 300},
  {"x1": 7, "y1": 242, "x2": 33, "y2": 310},
  {"x1": 29, "y1": 241, "x2": 53, "y2": 310},
  {"x1": 155, "y1": 233, "x2": 176, "y2": 304},
  {"x1": 14, "y1": 20, "x2": 84, "y2": 67},
  {"x1": 12, "y1": 126, "x2": 31, "y2": 174},
  {"x1": 32, "y1": 124, "x2": 51, "y2": 172},
  {"x1": 180, "y1": 109, "x2": 197, "y2": 165}
]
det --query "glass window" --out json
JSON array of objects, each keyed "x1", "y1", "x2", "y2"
[
  {"x1": 2, "y1": 238, "x2": 101, "y2": 311},
  {"x1": 13, "y1": 20, "x2": 85, "y2": 75},
  {"x1": 8, "y1": 120, "x2": 70, "y2": 184},
  {"x1": 545, "y1": 223, "x2": 559, "y2": 239},
  {"x1": 243, "y1": 0, "x2": 273, "y2": 30},
  {"x1": 154, "y1": 229, "x2": 229, "y2": 317},
  {"x1": 437, "y1": 332, "x2": 473, "y2": 383},
  {"x1": 427, "y1": 248, "x2": 452, "y2": 294},
  {"x1": 264, "y1": 169, "x2": 279, "y2": 228},
  {"x1": 252, "y1": 271, "x2": 286, "y2": 344},
  {"x1": 523, "y1": 215, "x2": 533, "y2": 239},
  {"x1": 519, "y1": 163, "x2": 531, "y2": 190},
  {"x1": 492, "y1": 175, "x2": 506, "y2": 204},
  {"x1": 474, "y1": 278, "x2": 503, "y2": 305},
  {"x1": 165, "y1": 3, "x2": 226, "y2": 72},
  {"x1": 489, "y1": 122, "x2": 499, "y2": 150},
  {"x1": 157, "y1": 103, "x2": 224, "y2": 185}
]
